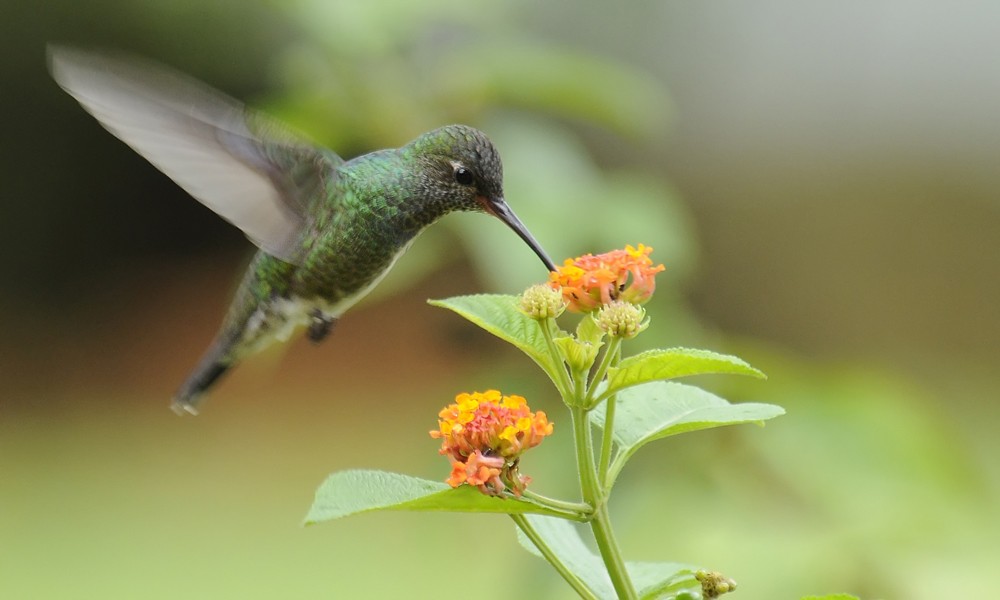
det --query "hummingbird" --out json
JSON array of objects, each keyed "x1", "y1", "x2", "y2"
[{"x1": 48, "y1": 46, "x2": 556, "y2": 415}]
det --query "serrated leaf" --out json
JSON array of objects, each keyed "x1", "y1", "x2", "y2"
[
  {"x1": 429, "y1": 294, "x2": 562, "y2": 380},
  {"x1": 304, "y1": 470, "x2": 568, "y2": 525},
  {"x1": 630, "y1": 561, "x2": 699, "y2": 599},
  {"x1": 516, "y1": 515, "x2": 614, "y2": 598},
  {"x1": 600, "y1": 348, "x2": 765, "y2": 400},
  {"x1": 592, "y1": 382, "x2": 784, "y2": 481},
  {"x1": 576, "y1": 313, "x2": 606, "y2": 345},
  {"x1": 516, "y1": 515, "x2": 697, "y2": 599},
  {"x1": 554, "y1": 335, "x2": 601, "y2": 373}
]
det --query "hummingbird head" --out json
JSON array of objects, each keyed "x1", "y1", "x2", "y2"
[{"x1": 406, "y1": 125, "x2": 556, "y2": 271}]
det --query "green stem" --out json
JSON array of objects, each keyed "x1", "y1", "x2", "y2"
[
  {"x1": 573, "y1": 364, "x2": 587, "y2": 404},
  {"x1": 590, "y1": 504, "x2": 635, "y2": 599},
  {"x1": 597, "y1": 342, "x2": 622, "y2": 486},
  {"x1": 521, "y1": 490, "x2": 593, "y2": 522},
  {"x1": 605, "y1": 454, "x2": 628, "y2": 491},
  {"x1": 570, "y1": 406, "x2": 599, "y2": 501},
  {"x1": 585, "y1": 336, "x2": 622, "y2": 406},
  {"x1": 571, "y1": 405, "x2": 637, "y2": 600},
  {"x1": 510, "y1": 514, "x2": 600, "y2": 600},
  {"x1": 540, "y1": 319, "x2": 573, "y2": 397},
  {"x1": 597, "y1": 395, "x2": 617, "y2": 486}
]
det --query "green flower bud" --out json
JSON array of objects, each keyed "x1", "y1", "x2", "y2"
[
  {"x1": 695, "y1": 570, "x2": 737, "y2": 598},
  {"x1": 554, "y1": 336, "x2": 601, "y2": 374},
  {"x1": 597, "y1": 301, "x2": 648, "y2": 339},
  {"x1": 520, "y1": 284, "x2": 566, "y2": 320}
]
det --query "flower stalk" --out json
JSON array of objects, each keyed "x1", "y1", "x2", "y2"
[
  {"x1": 572, "y1": 404, "x2": 637, "y2": 599},
  {"x1": 585, "y1": 335, "x2": 621, "y2": 407},
  {"x1": 520, "y1": 490, "x2": 592, "y2": 521},
  {"x1": 540, "y1": 319, "x2": 575, "y2": 399},
  {"x1": 598, "y1": 391, "x2": 617, "y2": 484},
  {"x1": 511, "y1": 514, "x2": 600, "y2": 600}
]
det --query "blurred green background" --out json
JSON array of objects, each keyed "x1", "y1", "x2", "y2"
[{"x1": 3, "y1": 1, "x2": 998, "y2": 598}]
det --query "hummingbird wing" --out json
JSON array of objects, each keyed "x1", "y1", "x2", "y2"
[{"x1": 47, "y1": 45, "x2": 342, "y2": 265}]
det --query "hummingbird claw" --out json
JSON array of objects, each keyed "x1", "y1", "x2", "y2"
[{"x1": 307, "y1": 310, "x2": 337, "y2": 343}]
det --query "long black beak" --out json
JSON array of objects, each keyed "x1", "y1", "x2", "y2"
[{"x1": 485, "y1": 197, "x2": 557, "y2": 272}]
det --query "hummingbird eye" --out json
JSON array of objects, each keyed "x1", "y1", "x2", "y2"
[{"x1": 453, "y1": 166, "x2": 475, "y2": 186}]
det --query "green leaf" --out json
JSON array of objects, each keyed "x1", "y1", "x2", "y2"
[
  {"x1": 800, "y1": 595, "x2": 860, "y2": 600},
  {"x1": 516, "y1": 515, "x2": 697, "y2": 600},
  {"x1": 592, "y1": 382, "x2": 784, "y2": 481},
  {"x1": 516, "y1": 515, "x2": 611, "y2": 597},
  {"x1": 576, "y1": 313, "x2": 606, "y2": 345},
  {"x1": 631, "y1": 562, "x2": 699, "y2": 600},
  {"x1": 305, "y1": 470, "x2": 569, "y2": 525},
  {"x1": 429, "y1": 294, "x2": 562, "y2": 380},
  {"x1": 600, "y1": 348, "x2": 765, "y2": 400},
  {"x1": 554, "y1": 335, "x2": 602, "y2": 373}
]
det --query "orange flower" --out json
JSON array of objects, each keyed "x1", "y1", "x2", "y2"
[
  {"x1": 430, "y1": 390, "x2": 553, "y2": 497},
  {"x1": 549, "y1": 244, "x2": 665, "y2": 312}
]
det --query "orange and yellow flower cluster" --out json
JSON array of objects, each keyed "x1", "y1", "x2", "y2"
[
  {"x1": 549, "y1": 244, "x2": 665, "y2": 313},
  {"x1": 430, "y1": 390, "x2": 553, "y2": 497}
]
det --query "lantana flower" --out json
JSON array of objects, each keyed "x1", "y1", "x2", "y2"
[
  {"x1": 430, "y1": 390, "x2": 552, "y2": 497},
  {"x1": 549, "y1": 244, "x2": 665, "y2": 313},
  {"x1": 598, "y1": 301, "x2": 648, "y2": 339},
  {"x1": 520, "y1": 284, "x2": 566, "y2": 320}
]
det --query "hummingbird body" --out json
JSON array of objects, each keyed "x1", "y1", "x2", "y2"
[{"x1": 48, "y1": 47, "x2": 556, "y2": 414}]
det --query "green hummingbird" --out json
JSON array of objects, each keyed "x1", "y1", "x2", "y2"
[{"x1": 48, "y1": 47, "x2": 556, "y2": 415}]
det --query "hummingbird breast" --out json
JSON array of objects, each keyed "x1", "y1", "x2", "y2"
[{"x1": 291, "y1": 153, "x2": 436, "y2": 305}]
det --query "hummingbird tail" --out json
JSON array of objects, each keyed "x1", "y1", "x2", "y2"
[{"x1": 171, "y1": 341, "x2": 232, "y2": 416}]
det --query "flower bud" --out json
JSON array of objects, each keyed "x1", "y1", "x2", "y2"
[
  {"x1": 695, "y1": 570, "x2": 737, "y2": 598},
  {"x1": 597, "y1": 301, "x2": 648, "y2": 339},
  {"x1": 554, "y1": 336, "x2": 601, "y2": 374},
  {"x1": 520, "y1": 284, "x2": 566, "y2": 320}
]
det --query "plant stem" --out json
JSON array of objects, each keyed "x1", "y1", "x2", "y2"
[
  {"x1": 521, "y1": 490, "x2": 593, "y2": 521},
  {"x1": 597, "y1": 342, "x2": 622, "y2": 486},
  {"x1": 510, "y1": 514, "x2": 600, "y2": 600},
  {"x1": 571, "y1": 405, "x2": 637, "y2": 600},
  {"x1": 585, "y1": 336, "x2": 621, "y2": 406},
  {"x1": 570, "y1": 406, "x2": 599, "y2": 502},
  {"x1": 540, "y1": 319, "x2": 574, "y2": 397},
  {"x1": 573, "y1": 364, "x2": 587, "y2": 403},
  {"x1": 605, "y1": 454, "x2": 628, "y2": 491},
  {"x1": 597, "y1": 394, "x2": 617, "y2": 486},
  {"x1": 590, "y1": 504, "x2": 635, "y2": 599}
]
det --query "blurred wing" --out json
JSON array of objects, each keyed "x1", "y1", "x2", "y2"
[{"x1": 47, "y1": 45, "x2": 342, "y2": 264}]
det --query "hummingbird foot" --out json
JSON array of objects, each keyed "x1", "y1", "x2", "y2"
[{"x1": 307, "y1": 309, "x2": 337, "y2": 343}]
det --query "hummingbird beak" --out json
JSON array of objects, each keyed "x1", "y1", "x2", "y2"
[{"x1": 481, "y1": 196, "x2": 557, "y2": 272}]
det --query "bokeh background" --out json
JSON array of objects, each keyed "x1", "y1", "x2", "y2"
[{"x1": 3, "y1": 1, "x2": 998, "y2": 598}]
